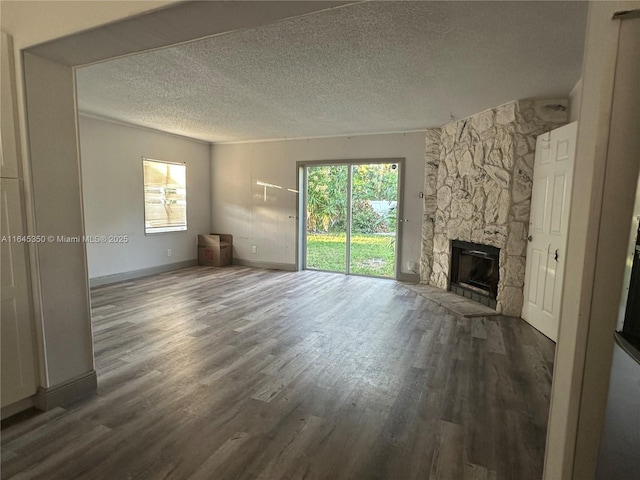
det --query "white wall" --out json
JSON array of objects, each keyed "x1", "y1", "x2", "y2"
[
  {"x1": 79, "y1": 115, "x2": 211, "y2": 280},
  {"x1": 569, "y1": 79, "x2": 582, "y2": 123},
  {"x1": 544, "y1": 2, "x2": 640, "y2": 479},
  {"x1": 211, "y1": 132, "x2": 425, "y2": 276},
  {"x1": 0, "y1": 1, "x2": 176, "y2": 51},
  {"x1": 0, "y1": 0, "x2": 180, "y2": 408},
  {"x1": 23, "y1": 52, "x2": 96, "y2": 390}
]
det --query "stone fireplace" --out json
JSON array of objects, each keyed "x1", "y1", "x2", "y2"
[{"x1": 420, "y1": 99, "x2": 568, "y2": 316}]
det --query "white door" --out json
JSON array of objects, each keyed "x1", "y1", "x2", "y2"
[
  {"x1": 1, "y1": 178, "x2": 38, "y2": 407},
  {"x1": 522, "y1": 122, "x2": 578, "y2": 341},
  {"x1": 1, "y1": 31, "x2": 38, "y2": 410}
]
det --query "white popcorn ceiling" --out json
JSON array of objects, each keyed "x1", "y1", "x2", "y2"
[{"x1": 75, "y1": 1, "x2": 587, "y2": 143}]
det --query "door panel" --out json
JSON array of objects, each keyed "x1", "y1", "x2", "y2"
[
  {"x1": 1, "y1": 178, "x2": 37, "y2": 407},
  {"x1": 550, "y1": 173, "x2": 568, "y2": 235},
  {"x1": 526, "y1": 247, "x2": 545, "y2": 306},
  {"x1": 522, "y1": 122, "x2": 578, "y2": 341},
  {"x1": 542, "y1": 258, "x2": 556, "y2": 314},
  {"x1": 533, "y1": 179, "x2": 548, "y2": 232},
  {"x1": 557, "y1": 138, "x2": 570, "y2": 161}
]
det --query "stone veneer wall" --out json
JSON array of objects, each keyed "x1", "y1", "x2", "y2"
[
  {"x1": 420, "y1": 128, "x2": 441, "y2": 284},
  {"x1": 420, "y1": 99, "x2": 568, "y2": 316}
]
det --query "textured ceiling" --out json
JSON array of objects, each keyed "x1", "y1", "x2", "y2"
[{"x1": 76, "y1": 1, "x2": 588, "y2": 143}]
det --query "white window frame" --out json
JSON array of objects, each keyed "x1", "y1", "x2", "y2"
[{"x1": 142, "y1": 157, "x2": 187, "y2": 234}]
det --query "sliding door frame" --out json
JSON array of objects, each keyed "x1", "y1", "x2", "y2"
[{"x1": 295, "y1": 158, "x2": 405, "y2": 279}]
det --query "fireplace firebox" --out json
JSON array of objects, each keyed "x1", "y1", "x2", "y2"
[{"x1": 449, "y1": 240, "x2": 500, "y2": 308}]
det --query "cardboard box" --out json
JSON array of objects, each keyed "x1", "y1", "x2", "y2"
[{"x1": 197, "y1": 234, "x2": 233, "y2": 267}]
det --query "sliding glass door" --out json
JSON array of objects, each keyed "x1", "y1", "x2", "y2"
[
  {"x1": 349, "y1": 163, "x2": 398, "y2": 277},
  {"x1": 303, "y1": 161, "x2": 400, "y2": 279},
  {"x1": 305, "y1": 165, "x2": 349, "y2": 273}
]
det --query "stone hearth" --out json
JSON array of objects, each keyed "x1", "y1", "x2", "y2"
[{"x1": 420, "y1": 99, "x2": 568, "y2": 316}]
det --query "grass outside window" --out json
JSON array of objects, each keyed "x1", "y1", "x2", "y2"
[{"x1": 306, "y1": 233, "x2": 395, "y2": 277}]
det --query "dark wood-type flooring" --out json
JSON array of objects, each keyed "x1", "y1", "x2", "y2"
[{"x1": 1, "y1": 266, "x2": 555, "y2": 480}]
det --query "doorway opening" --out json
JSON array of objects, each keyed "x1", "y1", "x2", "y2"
[{"x1": 301, "y1": 160, "x2": 401, "y2": 279}]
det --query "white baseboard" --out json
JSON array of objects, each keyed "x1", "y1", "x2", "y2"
[
  {"x1": 398, "y1": 272, "x2": 420, "y2": 283},
  {"x1": 34, "y1": 370, "x2": 97, "y2": 411},
  {"x1": 89, "y1": 260, "x2": 198, "y2": 287},
  {"x1": 1, "y1": 396, "x2": 35, "y2": 420},
  {"x1": 232, "y1": 258, "x2": 297, "y2": 271}
]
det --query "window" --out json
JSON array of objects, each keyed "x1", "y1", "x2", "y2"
[{"x1": 143, "y1": 158, "x2": 187, "y2": 234}]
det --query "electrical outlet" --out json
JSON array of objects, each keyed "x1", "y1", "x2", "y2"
[
  {"x1": 251, "y1": 246, "x2": 257, "y2": 254},
  {"x1": 167, "y1": 249, "x2": 172, "y2": 257}
]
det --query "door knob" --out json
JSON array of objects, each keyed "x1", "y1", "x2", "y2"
[
  {"x1": 527, "y1": 235, "x2": 533, "y2": 242},
  {"x1": 554, "y1": 249, "x2": 559, "y2": 262}
]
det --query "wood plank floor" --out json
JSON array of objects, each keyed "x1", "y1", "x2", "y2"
[{"x1": 1, "y1": 266, "x2": 555, "y2": 480}]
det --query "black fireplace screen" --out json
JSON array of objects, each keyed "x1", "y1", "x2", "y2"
[{"x1": 450, "y1": 240, "x2": 500, "y2": 300}]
